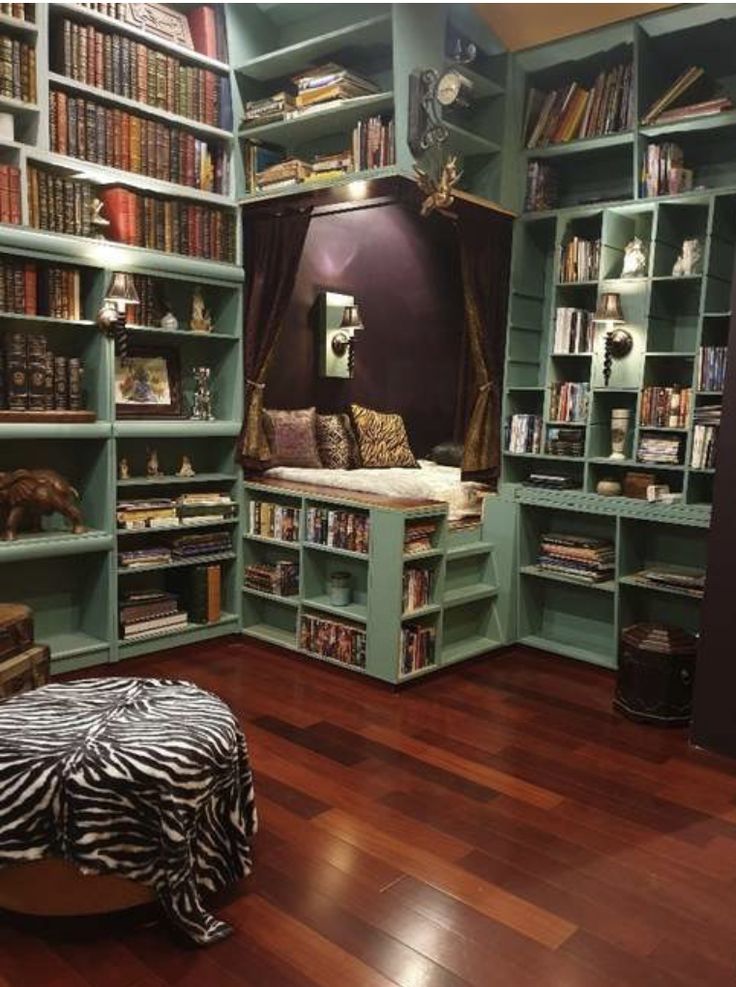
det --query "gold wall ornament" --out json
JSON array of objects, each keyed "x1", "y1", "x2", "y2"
[{"x1": 413, "y1": 156, "x2": 462, "y2": 218}]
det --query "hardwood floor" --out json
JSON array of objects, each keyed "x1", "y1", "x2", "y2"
[{"x1": 3, "y1": 638, "x2": 736, "y2": 986}]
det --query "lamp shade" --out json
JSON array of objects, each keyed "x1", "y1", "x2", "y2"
[
  {"x1": 339, "y1": 304, "x2": 362, "y2": 330},
  {"x1": 594, "y1": 292, "x2": 624, "y2": 323},
  {"x1": 105, "y1": 272, "x2": 139, "y2": 309}
]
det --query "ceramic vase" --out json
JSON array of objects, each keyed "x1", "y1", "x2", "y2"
[{"x1": 610, "y1": 408, "x2": 629, "y2": 460}]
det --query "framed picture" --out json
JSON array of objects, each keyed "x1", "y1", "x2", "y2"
[{"x1": 115, "y1": 347, "x2": 182, "y2": 419}]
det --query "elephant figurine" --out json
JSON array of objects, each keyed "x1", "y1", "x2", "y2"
[{"x1": 0, "y1": 469, "x2": 84, "y2": 541}]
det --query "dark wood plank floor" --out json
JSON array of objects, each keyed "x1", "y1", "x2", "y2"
[{"x1": 3, "y1": 639, "x2": 736, "y2": 987}]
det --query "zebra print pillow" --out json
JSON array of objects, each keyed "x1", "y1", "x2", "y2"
[
  {"x1": 316, "y1": 413, "x2": 361, "y2": 470},
  {"x1": 349, "y1": 404, "x2": 418, "y2": 469}
]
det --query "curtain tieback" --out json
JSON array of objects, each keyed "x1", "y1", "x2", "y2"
[
  {"x1": 478, "y1": 381, "x2": 493, "y2": 393},
  {"x1": 246, "y1": 379, "x2": 265, "y2": 389}
]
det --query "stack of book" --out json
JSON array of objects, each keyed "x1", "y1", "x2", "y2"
[
  {"x1": 177, "y1": 493, "x2": 237, "y2": 524},
  {"x1": 244, "y1": 561, "x2": 299, "y2": 598},
  {"x1": 49, "y1": 91, "x2": 230, "y2": 194},
  {"x1": 697, "y1": 345, "x2": 727, "y2": 392},
  {"x1": 119, "y1": 546, "x2": 172, "y2": 568},
  {"x1": 401, "y1": 623, "x2": 436, "y2": 675},
  {"x1": 171, "y1": 530, "x2": 231, "y2": 559},
  {"x1": 305, "y1": 507, "x2": 370, "y2": 553},
  {"x1": 306, "y1": 150, "x2": 354, "y2": 183},
  {"x1": 642, "y1": 66, "x2": 732, "y2": 126},
  {"x1": 119, "y1": 590, "x2": 186, "y2": 640},
  {"x1": 640, "y1": 385, "x2": 691, "y2": 427},
  {"x1": 641, "y1": 142, "x2": 693, "y2": 198},
  {"x1": 549, "y1": 382, "x2": 589, "y2": 422},
  {"x1": 559, "y1": 236, "x2": 601, "y2": 282},
  {"x1": 249, "y1": 501, "x2": 300, "y2": 542},
  {"x1": 403, "y1": 521, "x2": 437, "y2": 556},
  {"x1": 352, "y1": 115, "x2": 395, "y2": 171},
  {"x1": 524, "y1": 161, "x2": 558, "y2": 212},
  {"x1": 637, "y1": 433, "x2": 683, "y2": 465},
  {"x1": 0, "y1": 262, "x2": 82, "y2": 320},
  {"x1": 176, "y1": 564, "x2": 222, "y2": 623},
  {"x1": 0, "y1": 34, "x2": 35, "y2": 103},
  {"x1": 691, "y1": 404, "x2": 721, "y2": 469},
  {"x1": 522, "y1": 473, "x2": 577, "y2": 490},
  {"x1": 255, "y1": 157, "x2": 313, "y2": 192},
  {"x1": 293, "y1": 63, "x2": 379, "y2": 110},
  {"x1": 0, "y1": 165, "x2": 21, "y2": 225},
  {"x1": 546, "y1": 425, "x2": 585, "y2": 457},
  {"x1": 630, "y1": 567, "x2": 705, "y2": 598},
  {"x1": 538, "y1": 533, "x2": 615, "y2": 583},
  {"x1": 242, "y1": 92, "x2": 295, "y2": 128},
  {"x1": 402, "y1": 567, "x2": 433, "y2": 613},
  {"x1": 553, "y1": 307, "x2": 594, "y2": 354},
  {"x1": 299, "y1": 613, "x2": 366, "y2": 668},
  {"x1": 506, "y1": 413, "x2": 542, "y2": 454},
  {"x1": 1, "y1": 334, "x2": 84, "y2": 413},
  {"x1": 524, "y1": 61, "x2": 633, "y2": 148},
  {"x1": 57, "y1": 17, "x2": 232, "y2": 130},
  {"x1": 100, "y1": 185, "x2": 235, "y2": 260},
  {"x1": 117, "y1": 499, "x2": 178, "y2": 530}
]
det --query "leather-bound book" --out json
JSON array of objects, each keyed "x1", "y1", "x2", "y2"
[{"x1": 6, "y1": 332, "x2": 27, "y2": 411}]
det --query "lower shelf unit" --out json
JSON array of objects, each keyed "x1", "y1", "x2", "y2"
[{"x1": 242, "y1": 480, "x2": 517, "y2": 684}]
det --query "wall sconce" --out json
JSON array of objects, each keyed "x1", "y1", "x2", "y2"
[
  {"x1": 594, "y1": 292, "x2": 632, "y2": 387},
  {"x1": 317, "y1": 291, "x2": 363, "y2": 379},
  {"x1": 97, "y1": 272, "x2": 139, "y2": 355}
]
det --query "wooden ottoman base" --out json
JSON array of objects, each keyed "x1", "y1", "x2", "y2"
[{"x1": 0, "y1": 859, "x2": 155, "y2": 916}]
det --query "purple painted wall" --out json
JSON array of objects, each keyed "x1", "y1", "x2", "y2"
[{"x1": 264, "y1": 201, "x2": 465, "y2": 457}]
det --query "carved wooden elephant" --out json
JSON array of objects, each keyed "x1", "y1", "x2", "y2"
[{"x1": 0, "y1": 469, "x2": 84, "y2": 541}]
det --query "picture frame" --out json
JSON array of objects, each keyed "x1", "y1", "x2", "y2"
[{"x1": 115, "y1": 347, "x2": 182, "y2": 419}]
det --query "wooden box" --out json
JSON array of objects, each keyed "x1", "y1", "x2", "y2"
[
  {"x1": 0, "y1": 645, "x2": 50, "y2": 699},
  {"x1": 623, "y1": 471, "x2": 656, "y2": 500},
  {"x1": 615, "y1": 623, "x2": 697, "y2": 725},
  {"x1": 0, "y1": 604, "x2": 33, "y2": 663}
]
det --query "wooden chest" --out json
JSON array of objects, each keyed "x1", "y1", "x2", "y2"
[
  {"x1": 0, "y1": 604, "x2": 33, "y2": 663},
  {"x1": 0, "y1": 645, "x2": 50, "y2": 699}
]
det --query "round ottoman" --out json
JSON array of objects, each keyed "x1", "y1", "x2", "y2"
[{"x1": 0, "y1": 677, "x2": 257, "y2": 944}]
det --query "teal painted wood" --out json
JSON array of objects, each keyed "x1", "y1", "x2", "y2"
[{"x1": 366, "y1": 508, "x2": 406, "y2": 683}]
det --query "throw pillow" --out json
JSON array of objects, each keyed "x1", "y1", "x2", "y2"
[
  {"x1": 316, "y1": 414, "x2": 352, "y2": 470},
  {"x1": 349, "y1": 404, "x2": 418, "y2": 469},
  {"x1": 263, "y1": 407, "x2": 323, "y2": 468}
]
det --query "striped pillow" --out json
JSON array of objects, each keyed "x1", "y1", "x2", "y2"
[{"x1": 349, "y1": 404, "x2": 418, "y2": 469}]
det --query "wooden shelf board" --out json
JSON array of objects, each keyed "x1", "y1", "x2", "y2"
[
  {"x1": 244, "y1": 532, "x2": 300, "y2": 549},
  {"x1": 640, "y1": 108, "x2": 736, "y2": 139},
  {"x1": 239, "y1": 164, "x2": 406, "y2": 205},
  {"x1": 519, "y1": 634, "x2": 616, "y2": 669},
  {"x1": 0, "y1": 529, "x2": 113, "y2": 563},
  {"x1": 695, "y1": 391, "x2": 723, "y2": 396},
  {"x1": 0, "y1": 312, "x2": 95, "y2": 330},
  {"x1": 556, "y1": 280, "x2": 599, "y2": 287},
  {"x1": 651, "y1": 274, "x2": 702, "y2": 283},
  {"x1": 117, "y1": 551, "x2": 236, "y2": 575},
  {"x1": 303, "y1": 541, "x2": 370, "y2": 561},
  {"x1": 443, "y1": 583, "x2": 498, "y2": 608},
  {"x1": 118, "y1": 473, "x2": 238, "y2": 488},
  {"x1": 619, "y1": 574, "x2": 703, "y2": 600},
  {"x1": 114, "y1": 420, "x2": 242, "y2": 438},
  {"x1": 402, "y1": 548, "x2": 444, "y2": 561},
  {"x1": 127, "y1": 325, "x2": 237, "y2": 342},
  {"x1": 302, "y1": 595, "x2": 368, "y2": 623},
  {"x1": 242, "y1": 622, "x2": 298, "y2": 650},
  {"x1": 441, "y1": 635, "x2": 500, "y2": 666},
  {"x1": 448, "y1": 62, "x2": 504, "y2": 99},
  {"x1": 525, "y1": 130, "x2": 633, "y2": 159},
  {"x1": 0, "y1": 410, "x2": 96, "y2": 424},
  {"x1": 47, "y1": 73, "x2": 233, "y2": 142},
  {"x1": 0, "y1": 94, "x2": 38, "y2": 115},
  {"x1": 239, "y1": 91, "x2": 394, "y2": 146},
  {"x1": 301, "y1": 649, "x2": 368, "y2": 675},
  {"x1": 45, "y1": 630, "x2": 108, "y2": 660},
  {"x1": 550, "y1": 351, "x2": 593, "y2": 357},
  {"x1": 446, "y1": 542, "x2": 493, "y2": 560},
  {"x1": 0, "y1": 12, "x2": 37, "y2": 35},
  {"x1": 51, "y1": 2, "x2": 230, "y2": 73},
  {"x1": 118, "y1": 613, "x2": 239, "y2": 654},
  {"x1": 117, "y1": 518, "x2": 238, "y2": 537},
  {"x1": 242, "y1": 586, "x2": 300, "y2": 607},
  {"x1": 235, "y1": 12, "x2": 392, "y2": 80},
  {"x1": 689, "y1": 467, "x2": 716, "y2": 474},
  {"x1": 520, "y1": 564, "x2": 616, "y2": 592},
  {"x1": 0, "y1": 420, "x2": 108, "y2": 440}
]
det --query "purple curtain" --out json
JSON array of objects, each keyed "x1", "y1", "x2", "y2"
[{"x1": 237, "y1": 207, "x2": 312, "y2": 468}]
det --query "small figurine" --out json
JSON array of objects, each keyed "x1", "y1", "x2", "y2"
[
  {"x1": 160, "y1": 310, "x2": 178, "y2": 331},
  {"x1": 118, "y1": 457, "x2": 130, "y2": 481},
  {"x1": 146, "y1": 447, "x2": 163, "y2": 477},
  {"x1": 621, "y1": 237, "x2": 648, "y2": 278},
  {"x1": 0, "y1": 469, "x2": 84, "y2": 541},
  {"x1": 413, "y1": 155, "x2": 462, "y2": 219},
  {"x1": 90, "y1": 197, "x2": 110, "y2": 240},
  {"x1": 190, "y1": 289, "x2": 213, "y2": 333},
  {"x1": 673, "y1": 238, "x2": 703, "y2": 276},
  {"x1": 176, "y1": 455, "x2": 195, "y2": 477},
  {"x1": 190, "y1": 367, "x2": 215, "y2": 421}
]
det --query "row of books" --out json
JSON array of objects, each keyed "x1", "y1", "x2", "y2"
[
  {"x1": 641, "y1": 142, "x2": 693, "y2": 198},
  {"x1": 58, "y1": 17, "x2": 232, "y2": 130},
  {"x1": 524, "y1": 61, "x2": 633, "y2": 148},
  {"x1": 116, "y1": 493, "x2": 236, "y2": 529},
  {"x1": 0, "y1": 335, "x2": 84, "y2": 412},
  {"x1": 559, "y1": 236, "x2": 600, "y2": 283},
  {"x1": 0, "y1": 35, "x2": 36, "y2": 104},
  {"x1": 538, "y1": 533, "x2": 614, "y2": 584},
  {"x1": 642, "y1": 66, "x2": 732, "y2": 126},
  {"x1": 696, "y1": 346, "x2": 727, "y2": 393},
  {"x1": 72, "y1": 4, "x2": 229, "y2": 63},
  {"x1": 128, "y1": 274, "x2": 161, "y2": 327},
  {"x1": 404, "y1": 520, "x2": 438, "y2": 555},
  {"x1": 506, "y1": 413, "x2": 543, "y2": 455},
  {"x1": 248, "y1": 501, "x2": 300, "y2": 543},
  {"x1": 549, "y1": 382, "x2": 589, "y2": 423},
  {"x1": 547, "y1": 425, "x2": 584, "y2": 457},
  {"x1": 630, "y1": 567, "x2": 705, "y2": 598},
  {"x1": 28, "y1": 166, "x2": 93, "y2": 238},
  {"x1": 402, "y1": 567, "x2": 433, "y2": 613},
  {"x1": 401, "y1": 623, "x2": 436, "y2": 676},
  {"x1": 244, "y1": 561, "x2": 299, "y2": 598},
  {"x1": 119, "y1": 530, "x2": 231, "y2": 568},
  {"x1": 639, "y1": 385, "x2": 691, "y2": 427},
  {"x1": 524, "y1": 161, "x2": 557, "y2": 213},
  {"x1": 299, "y1": 613, "x2": 366, "y2": 669},
  {"x1": 553, "y1": 307, "x2": 594, "y2": 354},
  {"x1": 0, "y1": 165, "x2": 20, "y2": 226},
  {"x1": 0, "y1": 262, "x2": 82, "y2": 320},
  {"x1": 305, "y1": 506, "x2": 370, "y2": 554},
  {"x1": 637, "y1": 433, "x2": 682, "y2": 465},
  {"x1": 691, "y1": 424, "x2": 718, "y2": 469},
  {"x1": 49, "y1": 90, "x2": 230, "y2": 194},
  {"x1": 0, "y1": 4, "x2": 32, "y2": 20}
]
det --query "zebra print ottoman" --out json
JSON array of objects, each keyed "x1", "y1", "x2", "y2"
[{"x1": 0, "y1": 677, "x2": 257, "y2": 945}]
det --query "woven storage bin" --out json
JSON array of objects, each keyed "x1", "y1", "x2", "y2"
[{"x1": 615, "y1": 622, "x2": 697, "y2": 725}]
